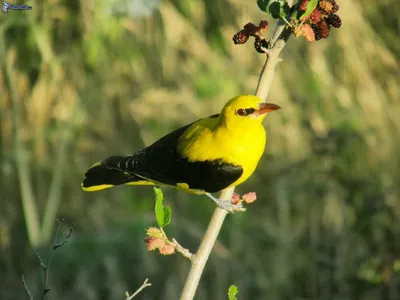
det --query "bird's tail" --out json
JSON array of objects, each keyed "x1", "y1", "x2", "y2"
[{"x1": 81, "y1": 158, "x2": 153, "y2": 192}]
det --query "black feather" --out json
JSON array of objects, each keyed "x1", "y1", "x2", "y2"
[
  {"x1": 102, "y1": 114, "x2": 243, "y2": 193},
  {"x1": 82, "y1": 164, "x2": 140, "y2": 188}
]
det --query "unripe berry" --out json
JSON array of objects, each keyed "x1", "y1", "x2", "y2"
[
  {"x1": 309, "y1": 9, "x2": 322, "y2": 24},
  {"x1": 299, "y1": 0, "x2": 310, "y2": 11},
  {"x1": 242, "y1": 192, "x2": 257, "y2": 204},
  {"x1": 145, "y1": 237, "x2": 166, "y2": 251},
  {"x1": 146, "y1": 227, "x2": 164, "y2": 238},
  {"x1": 159, "y1": 244, "x2": 175, "y2": 255},
  {"x1": 231, "y1": 193, "x2": 241, "y2": 205},
  {"x1": 318, "y1": 1, "x2": 333, "y2": 14}
]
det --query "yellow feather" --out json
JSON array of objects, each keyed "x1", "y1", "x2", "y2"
[
  {"x1": 124, "y1": 180, "x2": 156, "y2": 186},
  {"x1": 177, "y1": 95, "x2": 267, "y2": 189},
  {"x1": 176, "y1": 182, "x2": 204, "y2": 194},
  {"x1": 90, "y1": 161, "x2": 102, "y2": 168},
  {"x1": 81, "y1": 182, "x2": 114, "y2": 192}
]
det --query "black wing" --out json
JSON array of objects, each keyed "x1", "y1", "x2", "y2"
[{"x1": 102, "y1": 114, "x2": 243, "y2": 193}]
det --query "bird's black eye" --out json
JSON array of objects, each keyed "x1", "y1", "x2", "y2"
[{"x1": 236, "y1": 108, "x2": 246, "y2": 116}]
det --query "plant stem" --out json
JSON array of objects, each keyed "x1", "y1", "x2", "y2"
[
  {"x1": 256, "y1": 38, "x2": 289, "y2": 100},
  {"x1": 41, "y1": 114, "x2": 75, "y2": 245},
  {"x1": 179, "y1": 3, "x2": 294, "y2": 298},
  {"x1": 5, "y1": 49, "x2": 41, "y2": 248},
  {"x1": 256, "y1": 22, "x2": 292, "y2": 99},
  {"x1": 21, "y1": 275, "x2": 33, "y2": 300}
]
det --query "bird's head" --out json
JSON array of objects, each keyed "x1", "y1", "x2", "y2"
[{"x1": 220, "y1": 94, "x2": 280, "y2": 129}]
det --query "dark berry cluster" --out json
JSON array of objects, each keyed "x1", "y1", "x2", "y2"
[
  {"x1": 232, "y1": 20, "x2": 270, "y2": 54},
  {"x1": 254, "y1": 37, "x2": 270, "y2": 53},
  {"x1": 232, "y1": 30, "x2": 249, "y2": 44},
  {"x1": 297, "y1": 0, "x2": 342, "y2": 41}
]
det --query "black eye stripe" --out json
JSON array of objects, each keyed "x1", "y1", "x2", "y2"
[
  {"x1": 245, "y1": 108, "x2": 255, "y2": 115},
  {"x1": 236, "y1": 108, "x2": 256, "y2": 116}
]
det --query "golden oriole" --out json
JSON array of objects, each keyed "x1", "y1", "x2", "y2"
[{"x1": 81, "y1": 94, "x2": 280, "y2": 211}]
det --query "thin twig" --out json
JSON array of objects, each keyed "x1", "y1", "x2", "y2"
[
  {"x1": 38, "y1": 220, "x2": 75, "y2": 300},
  {"x1": 158, "y1": 227, "x2": 193, "y2": 259},
  {"x1": 53, "y1": 224, "x2": 74, "y2": 250},
  {"x1": 179, "y1": 1, "x2": 294, "y2": 298},
  {"x1": 36, "y1": 253, "x2": 51, "y2": 298},
  {"x1": 125, "y1": 278, "x2": 152, "y2": 300},
  {"x1": 160, "y1": 227, "x2": 193, "y2": 260},
  {"x1": 39, "y1": 220, "x2": 60, "y2": 299},
  {"x1": 20, "y1": 221, "x2": 74, "y2": 300},
  {"x1": 21, "y1": 275, "x2": 33, "y2": 300},
  {"x1": 172, "y1": 238, "x2": 194, "y2": 260}
]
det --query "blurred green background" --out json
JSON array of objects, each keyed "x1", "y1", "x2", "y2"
[{"x1": 1, "y1": 0, "x2": 399, "y2": 299}]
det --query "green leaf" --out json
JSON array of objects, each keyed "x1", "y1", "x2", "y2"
[
  {"x1": 280, "y1": 1, "x2": 290, "y2": 18},
  {"x1": 228, "y1": 285, "x2": 238, "y2": 300},
  {"x1": 163, "y1": 206, "x2": 171, "y2": 227},
  {"x1": 299, "y1": 0, "x2": 318, "y2": 20},
  {"x1": 154, "y1": 188, "x2": 172, "y2": 228},
  {"x1": 154, "y1": 188, "x2": 165, "y2": 228},
  {"x1": 269, "y1": 2, "x2": 281, "y2": 19},
  {"x1": 257, "y1": 0, "x2": 289, "y2": 19},
  {"x1": 257, "y1": 0, "x2": 271, "y2": 12}
]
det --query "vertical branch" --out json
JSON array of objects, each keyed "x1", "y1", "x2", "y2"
[
  {"x1": 255, "y1": 19, "x2": 292, "y2": 100},
  {"x1": 179, "y1": 2, "x2": 294, "y2": 298},
  {"x1": 41, "y1": 110, "x2": 76, "y2": 245},
  {"x1": 179, "y1": 189, "x2": 232, "y2": 300},
  {"x1": 256, "y1": 38, "x2": 290, "y2": 99}
]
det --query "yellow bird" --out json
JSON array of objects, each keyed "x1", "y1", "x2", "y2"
[{"x1": 81, "y1": 94, "x2": 280, "y2": 212}]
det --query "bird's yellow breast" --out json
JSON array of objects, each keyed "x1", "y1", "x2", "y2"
[{"x1": 177, "y1": 117, "x2": 266, "y2": 189}]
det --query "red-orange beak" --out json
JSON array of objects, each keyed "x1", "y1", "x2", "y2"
[{"x1": 254, "y1": 103, "x2": 281, "y2": 116}]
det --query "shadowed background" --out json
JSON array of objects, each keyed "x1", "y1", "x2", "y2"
[{"x1": 0, "y1": 0, "x2": 399, "y2": 299}]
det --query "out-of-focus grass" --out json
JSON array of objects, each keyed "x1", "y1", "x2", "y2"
[{"x1": 0, "y1": 0, "x2": 399, "y2": 299}]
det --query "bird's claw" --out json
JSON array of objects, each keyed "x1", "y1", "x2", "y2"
[
  {"x1": 206, "y1": 193, "x2": 246, "y2": 213},
  {"x1": 217, "y1": 200, "x2": 246, "y2": 213}
]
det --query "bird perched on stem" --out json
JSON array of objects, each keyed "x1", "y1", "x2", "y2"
[{"x1": 81, "y1": 95, "x2": 280, "y2": 212}]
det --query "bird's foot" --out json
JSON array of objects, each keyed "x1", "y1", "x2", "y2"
[{"x1": 206, "y1": 193, "x2": 246, "y2": 213}]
